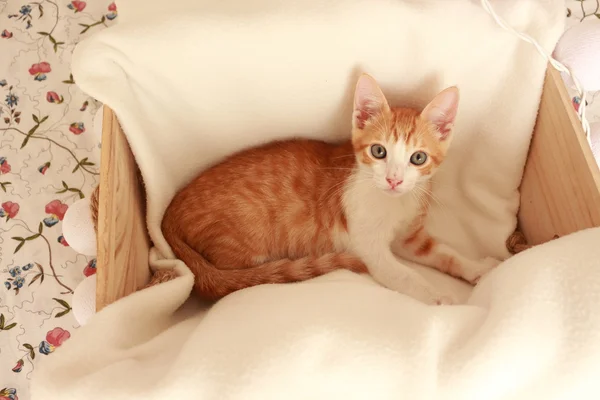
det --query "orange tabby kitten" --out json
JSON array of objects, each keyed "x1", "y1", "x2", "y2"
[{"x1": 162, "y1": 74, "x2": 498, "y2": 304}]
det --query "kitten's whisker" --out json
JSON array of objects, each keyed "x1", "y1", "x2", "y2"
[
  {"x1": 413, "y1": 185, "x2": 450, "y2": 218},
  {"x1": 427, "y1": 191, "x2": 446, "y2": 209},
  {"x1": 412, "y1": 185, "x2": 434, "y2": 210},
  {"x1": 414, "y1": 190, "x2": 431, "y2": 210}
]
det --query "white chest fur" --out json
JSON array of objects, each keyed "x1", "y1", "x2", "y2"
[
  {"x1": 341, "y1": 173, "x2": 421, "y2": 250},
  {"x1": 339, "y1": 172, "x2": 468, "y2": 304}
]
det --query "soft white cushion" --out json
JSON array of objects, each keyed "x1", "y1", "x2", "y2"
[{"x1": 71, "y1": 0, "x2": 564, "y2": 264}]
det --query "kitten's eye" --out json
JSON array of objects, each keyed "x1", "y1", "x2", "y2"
[
  {"x1": 370, "y1": 144, "x2": 387, "y2": 159},
  {"x1": 410, "y1": 151, "x2": 428, "y2": 165}
]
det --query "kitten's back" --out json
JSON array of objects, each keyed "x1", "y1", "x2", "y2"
[{"x1": 161, "y1": 139, "x2": 366, "y2": 299}]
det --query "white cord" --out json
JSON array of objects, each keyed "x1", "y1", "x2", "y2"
[{"x1": 480, "y1": 0, "x2": 591, "y2": 142}]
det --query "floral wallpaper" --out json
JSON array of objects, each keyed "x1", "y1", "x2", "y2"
[
  {"x1": 566, "y1": 0, "x2": 600, "y2": 124},
  {"x1": 0, "y1": 1, "x2": 598, "y2": 399},
  {"x1": 0, "y1": 1, "x2": 116, "y2": 399}
]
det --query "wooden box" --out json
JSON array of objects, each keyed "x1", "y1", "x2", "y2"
[{"x1": 96, "y1": 66, "x2": 600, "y2": 311}]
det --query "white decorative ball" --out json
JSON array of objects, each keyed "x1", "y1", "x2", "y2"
[
  {"x1": 62, "y1": 197, "x2": 97, "y2": 256},
  {"x1": 589, "y1": 122, "x2": 600, "y2": 163},
  {"x1": 553, "y1": 20, "x2": 600, "y2": 91},
  {"x1": 72, "y1": 274, "x2": 97, "y2": 326}
]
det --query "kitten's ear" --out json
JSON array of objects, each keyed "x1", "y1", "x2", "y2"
[
  {"x1": 420, "y1": 86, "x2": 460, "y2": 141},
  {"x1": 353, "y1": 74, "x2": 390, "y2": 130}
]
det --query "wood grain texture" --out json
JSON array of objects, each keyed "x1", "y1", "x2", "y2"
[
  {"x1": 518, "y1": 66, "x2": 600, "y2": 245},
  {"x1": 97, "y1": 106, "x2": 151, "y2": 311}
]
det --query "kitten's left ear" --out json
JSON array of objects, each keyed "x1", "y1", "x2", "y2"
[{"x1": 421, "y1": 86, "x2": 460, "y2": 141}]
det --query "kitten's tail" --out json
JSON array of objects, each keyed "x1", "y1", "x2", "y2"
[{"x1": 163, "y1": 232, "x2": 367, "y2": 300}]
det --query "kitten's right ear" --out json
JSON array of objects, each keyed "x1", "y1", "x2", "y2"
[
  {"x1": 420, "y1": 86, "x2": 460, "y2": 141},
  {"x1": 353, "y1": 74, "x2": 390, "y2": 130}
]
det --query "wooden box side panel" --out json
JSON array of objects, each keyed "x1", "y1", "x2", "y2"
[
  {"x1": 96, "y1": 106, "x2": 151, "y2": 311},
  {"x1": 518, "y1": 66, "x2": 600, "y2": 245}
]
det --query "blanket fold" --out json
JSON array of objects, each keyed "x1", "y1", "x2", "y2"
[{"x1": 33, "y1": 228, "x2": 600, "y2": 399}]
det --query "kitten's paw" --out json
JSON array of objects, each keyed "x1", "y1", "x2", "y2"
[
  {"x1": 464, "y1": 257, "x2": 502, "y2": 285},
  {"x1": 374, "y1": 270, "x2": 461, "y2": 305}
]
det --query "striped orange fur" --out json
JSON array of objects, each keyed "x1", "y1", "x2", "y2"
[{"x1": 162, "y1": 74, "x2": 499, "y2": 304}]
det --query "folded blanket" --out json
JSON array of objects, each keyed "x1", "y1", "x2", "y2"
[
  {"x1": 30, "y1": 0, "x2": 592, "y2": 398},
  {"x1": 32, "y1": 228, "x2": 600, "y2": 399}
]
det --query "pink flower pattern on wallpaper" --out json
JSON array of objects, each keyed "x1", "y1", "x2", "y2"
[
  {"x1": 0, "y1": 1, "x2": 117, "y2": 399},
  {"x1": 67, "y1": 1, "x2": 87, "y2": 13},
  {"x1": 69, "y1": 122, "x2": 85, "y2": 135},
  {"x1": 28, "y1": 62, "x2": 52, "y2": 81},
  {"x1": 46, "y1": 91, "x2": 64, "y2": 104},
  {"x1": 1, "y1": 201, "x2": 20, "y2": 220},
  {"x1": 0, "y1": 157, "x2": 11, "y2": 174}
]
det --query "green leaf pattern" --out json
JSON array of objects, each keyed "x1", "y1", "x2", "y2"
[{"x1": 1, "y1": 1, "x2": 118, "y2": 398}]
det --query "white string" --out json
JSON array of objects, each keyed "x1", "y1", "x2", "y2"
[{"x1": 480, "y1": 0, "x2": 591, "y2": 142}]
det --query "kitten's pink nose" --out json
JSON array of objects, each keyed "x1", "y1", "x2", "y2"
[{"x1": 386, "y1": 178, "x2": 403, "y2": 189}]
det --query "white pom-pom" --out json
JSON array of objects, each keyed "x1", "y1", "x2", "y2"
[
  {"x1": 553, "y1": 20, "x2": 600, "y2": 91},
  {"x1": 72, "y1": 274, "x2": 97, "y2": 326},
  {"x1": 589, "y1": 122, "x2": 600, "y2": 163},
  {"x1": 63, "y1": 198, "x2": 97, "y2": 256}
]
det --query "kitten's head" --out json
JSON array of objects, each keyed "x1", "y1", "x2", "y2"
[{"x1": 351, "y1": 74, "x2": 459, "y2": 197}]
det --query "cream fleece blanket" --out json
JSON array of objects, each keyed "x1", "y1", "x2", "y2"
[
  {"x1": 30, "y1": 0, "x2": 600, "y2": 398},
  {"x1": 32, "y1": 228, "x2": 600, "y2": 399}
]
